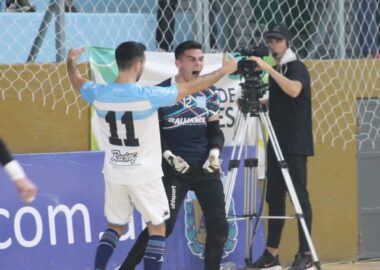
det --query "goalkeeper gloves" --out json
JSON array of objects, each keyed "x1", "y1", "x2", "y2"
[
  {"x1": 203, "y1": 148, "x2": 221, "y2": 174},
  {"x1": 163, "y1": 150, "x2": 190, "y2": 174}
]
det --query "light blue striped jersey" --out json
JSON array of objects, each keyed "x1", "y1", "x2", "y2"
[{"x1": 81, "y1": 81, "x2": 178, "y2": 185}]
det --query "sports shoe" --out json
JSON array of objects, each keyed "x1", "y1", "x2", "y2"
[
  {"x1": 246, "y1": 249, "x2": 282, "y2": 270},
  {"x1": 288, "y1": 252, "x2": 313, "y2": 270}
]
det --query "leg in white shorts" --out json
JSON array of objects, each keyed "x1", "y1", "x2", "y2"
[{"x1": 104, "y1": 178, "x2": 170, "y2": 226}]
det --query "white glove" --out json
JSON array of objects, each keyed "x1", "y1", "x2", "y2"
[
  {"x1": 163, "y1": 150, "x2": 190, "y2": 174},
  {"x1": 203, "y1": 149, "x2": 221, "y2": 174}
]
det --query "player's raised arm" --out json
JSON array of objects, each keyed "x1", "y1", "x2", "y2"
[
  {"x1": 66, "y1": 48, "x2": 88, "y2": 93},
  {"x1": 176, "y1": 53, "x2": 237, "y2": 101}
]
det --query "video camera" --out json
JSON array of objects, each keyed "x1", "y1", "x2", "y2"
[
  {"x1": 232, "y1": 45, "x2": 270, "y2": 114},
  {"x1": 234, "y1": 45, "x2": 269, "y2": 78}
]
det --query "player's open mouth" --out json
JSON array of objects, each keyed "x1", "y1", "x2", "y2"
[{"x1": 192, "y1": 71, "x2": 200, "y2": 76}]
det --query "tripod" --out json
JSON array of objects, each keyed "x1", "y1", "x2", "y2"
[{"x1": 223, "y1": 79, "x2": 321, "y2": 270}]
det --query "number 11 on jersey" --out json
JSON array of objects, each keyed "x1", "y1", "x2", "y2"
[{"x1": 105, "y1": 111, "x2": 140, "y2": 147}]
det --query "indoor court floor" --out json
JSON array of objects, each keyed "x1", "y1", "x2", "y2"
[
  {"x1": 243, "y1": 260, "x2": 380, "y2": 270},
  {"x1": 321, "y1": 260, "x2": 380, "y2": 270}
]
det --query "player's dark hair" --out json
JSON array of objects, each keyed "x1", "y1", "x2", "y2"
[
  {"x1": 115, "y1": 41, "x2": 146, "y2": 70},
  {"x1": 174, "y1": 40, "x2": 203, "y2": 59}
]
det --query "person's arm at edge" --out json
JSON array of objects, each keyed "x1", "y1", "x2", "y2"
[{"x1": 0, "y1": 138, "x2": 37, "y2": 203}]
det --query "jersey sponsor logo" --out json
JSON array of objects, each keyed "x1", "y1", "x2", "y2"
[
  {"x1": 167, "y1": 117, "x2": 206, "y2": 126},
  {"x1": 184, "y1": 172, "x2": 238, "y2": 259},
  {"x1": 110, "y1": 150, "x2": 138, "y2": 164}
]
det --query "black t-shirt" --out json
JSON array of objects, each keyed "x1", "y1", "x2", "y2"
[{"x1": 268, "y1": 60, "x2": 314, "y2": 156}]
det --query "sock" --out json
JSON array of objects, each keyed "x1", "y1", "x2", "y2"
[
  {"x1": 143, "y1": 235, "x2": 165, "y2": 270},
  {"x1": 94, "y1": 228, "x2": 120, "y2": 270}
]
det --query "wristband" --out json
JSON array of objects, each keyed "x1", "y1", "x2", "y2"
[
  {"x1": 163, "y1": 150, "x2": 175, "y2": 160},
  {"x1": 4, "y1": 160, "x2": 26, "y2": 182},
  {"x1": 209, "y1": 148, "x2": 220, "y2": 158}
]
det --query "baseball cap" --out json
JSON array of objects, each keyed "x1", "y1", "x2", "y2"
[{"x1": 264, "y1": 24, "x2": 291, "y2": 41}]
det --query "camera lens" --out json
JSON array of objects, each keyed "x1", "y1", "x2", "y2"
[{"x1": 238, "y1": 60, "x2": 258, "y2": 76}]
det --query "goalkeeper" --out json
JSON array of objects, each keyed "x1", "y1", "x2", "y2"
[{"x1": 121, "y1": 40, "x2": 228, "y2": 270}]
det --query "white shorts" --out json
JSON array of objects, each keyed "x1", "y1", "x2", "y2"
[{"x1": 104, "y1": 178, "x2": 170, "y2": 226}]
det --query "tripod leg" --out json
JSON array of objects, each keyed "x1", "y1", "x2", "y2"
[
  {"x1": 243, "y1": 116, "x2": 261, "y2": 264},
  {"x1": 224, "y1": 113, "x2": 251, "y2": 214},
  {"x1": 258, "y1": 110, "x2": 321, "y2": 270}
]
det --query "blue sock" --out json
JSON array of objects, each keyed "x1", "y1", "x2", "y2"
[
  {"x1": 94, "y1": 228, "x2": 120, "y2": 270},
  {"x1": 143, "y1": 235, "x2": 165, "y2": 270}
]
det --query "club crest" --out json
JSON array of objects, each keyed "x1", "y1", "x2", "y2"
[{"x1": 184, "y1": 173, "x2": 238, "y2": 258}]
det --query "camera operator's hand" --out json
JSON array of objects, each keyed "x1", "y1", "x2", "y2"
[
  {"x1": 250, "y1": 55, "x2": 302, "y2": 98},
  {"x1": 203, "y1": 149, "x2": 221, "y2": 174},
  {"x1": 248, "y1": 56, "x2": 272, "y2": 72},
  {"x1": 163, "y1": 150, "x2": 190, "y2": 174}
]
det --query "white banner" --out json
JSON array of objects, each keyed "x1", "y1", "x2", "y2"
[{"x1": 141, "y1": 51, "x2": 254, "y2": 145}]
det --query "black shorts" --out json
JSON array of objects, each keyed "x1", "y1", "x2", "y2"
[{"x1": 162, "y1": 160, "x2": 227, "y2": 228}]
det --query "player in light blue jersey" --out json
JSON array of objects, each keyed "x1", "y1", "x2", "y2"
[{"x1": 66, "y1": 41, "x2": 237, "y2": 270}]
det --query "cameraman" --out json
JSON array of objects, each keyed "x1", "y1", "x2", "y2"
[{"x1": 248, "y1": 24, "x2": 314, "y2": 270}]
